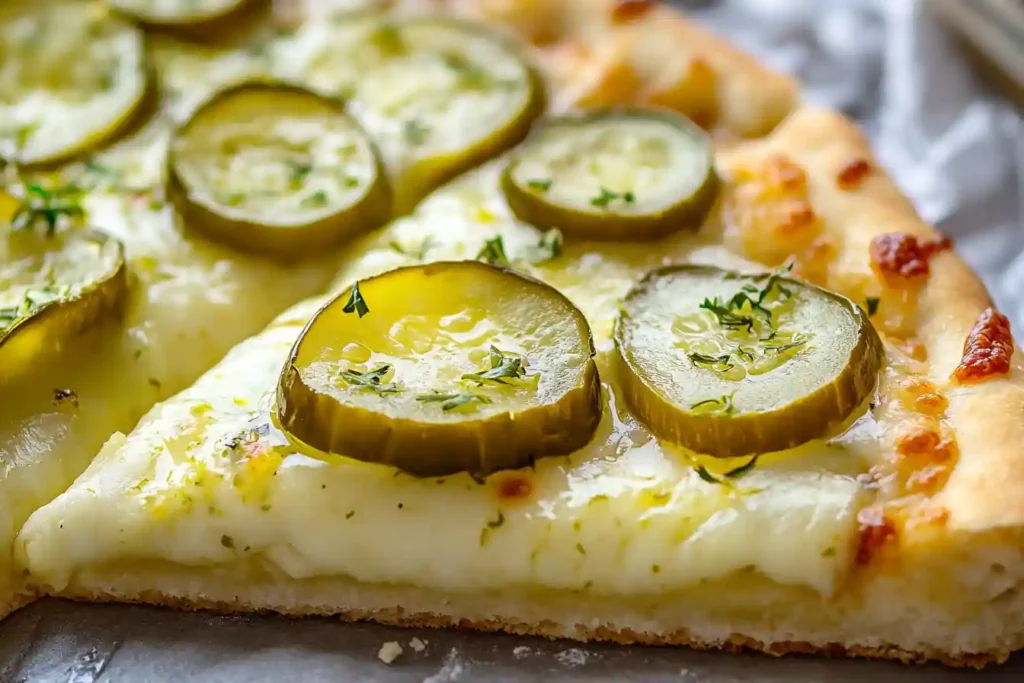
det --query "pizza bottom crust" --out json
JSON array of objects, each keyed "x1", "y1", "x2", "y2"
[{"x1": 44, "y1": 562, "x2": 1024, "y2": 669}]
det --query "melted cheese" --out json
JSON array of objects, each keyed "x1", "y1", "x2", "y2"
[
  {"x1": 0, "y1": 39, "x2": 337, "y2": 600},
  {"x1": 0, "y1": 2, "x2": 148, "y2": 165},
  {"x1": 19, "y1": 163, "x2": 871, "y2": 599}
]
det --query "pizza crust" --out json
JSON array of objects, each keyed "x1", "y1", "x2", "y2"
[
  {"x1": 49, "y1": 555, "x2": 1024, "y2": 669},
  {"x1": 718, "y1": 106, "x2": 1024, "y2": 537}
]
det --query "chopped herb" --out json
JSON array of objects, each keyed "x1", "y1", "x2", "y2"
[
  {"x1": 865, "y1": 297, "x2": 880, "y2": 317},
  {"x1": 462, "y1": 346, "x2": 527, "y2": 385},
  {"x1": 821, "y1": 546, "x2": 837, "y2": 558},
  {"x1": 300, "y1": 189, "x2": 329, "y2": 208},
  {"x1": 651, "y1": 564, "x2": 661, "y2": 574},
  {"x1": 690, "y1": 393, "x2": 736, "y2": 415},
  {"x1": 589, "y1": 187, "x2": 635, "y2": 210},
  {"x1": 345, "y1": 510, "x2": 355, "y2": 519},
  {"x1": 476, "y1": 235, "x2": 510, "y2": 267},
  {"x1": 693, "y1": 455, "x2": 759, "y2": 486},
  {"x1": 575, "y1": 542, "x2": 586, "y2": 555},
  {"x1": 526, "y1": 178, "x2": 553, "y2": 193},
  {"x1": 286, "y1": 159, "x2": 314, "y2": 187},
  {"x1": 402, "y1": 119, "x2": 430, "y2": 146},
  {"x1": 389, "y1": 236, "x2": 435, "y2": 261},
  {"x1": 148, "y1": 377, "x2": 161, "y2": 389},
  {"x1": 442, "y1": 51, "x2": 493, "y2": 90},
  {"x1": 340, "y1": 364, "x2": 400, "y2": 395},
  {"x1": 83, "y1": 158, "x2": 121, "y2": 183},
  {"x1": 526, "y1": 228, "x2": 563, "y2": 264},
  {"x1": 11, "y1": 184, "x2": 84, "y2": 237},
  {"x1": 342, "y1": 281, "x2": 369, "y2": 318},
  {"x1": 688, "y1": 351, "x2": 734, "y2": 371},
  {"x1": 699, "y1": 298, "x2": 755, "y2": 333},
  {"x1": 415, "y1": 391, "x2": 491, "y2": 412},
  {"x1": 221, "y1": 535, "x2": 235, "y2": 549}
]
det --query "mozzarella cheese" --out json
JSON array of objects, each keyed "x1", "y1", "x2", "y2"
[
  {"x1": 19, "y1": 161, "x2": 872, "y2": 600},
  {"x1": 0, "y1": 38, "x2": 337, "y2": 602}
]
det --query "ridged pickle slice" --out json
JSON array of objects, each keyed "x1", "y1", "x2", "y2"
[
  {"x1": 1, "y1": 225, "x2": 127, "y2": 382},
  {"x1": 0, "y1": 2, "x2": 151, "y2": 167},
  {"x1": 614, "y1": 265, "x2": 883, "y2": 457},
  {"x1": 277, "y1": 261, "x2": 602, "y2": 477},
  {"x1": 272, "y1": 14, "x2": 545, "y2": 213},
  {"x1": 501, "y1": 110, "x2": 719, "y2": 241},
  {"x1": 168, "y1": 81, "x2": 391, "y2": 259}
]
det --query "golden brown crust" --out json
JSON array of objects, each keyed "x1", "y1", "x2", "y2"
[
  {"x1": 719, "y1": 106, "x2": 1024, "y2": 537},
  {"x1": 280, "y1": 0, "x2": 799, "y2": 136},
  {"x1": 53, "y1": 576, "x2": 1007, "y2": 669}
]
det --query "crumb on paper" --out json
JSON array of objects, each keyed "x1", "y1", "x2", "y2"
[
  {"x1": 377, "y1": 641, "x2": 403, "y2": 664},
  {"x1": 409, "y1": 637, "x2": 427, "y2": 652},
  {"x1": 512, "y1": 645, "x2": 533, "y2": 659},
  {"x1": 554, "y1": 647, "x2": 590, "y2": 667}
]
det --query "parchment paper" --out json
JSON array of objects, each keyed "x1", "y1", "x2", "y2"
[{"x1": 0, "y1": 0, "x2": 1020, "y2": 680}]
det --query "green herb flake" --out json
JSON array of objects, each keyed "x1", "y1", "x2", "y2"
[
  {"x1": 462, "y1": 346, "x2": 527, "y2": 385},
  {"x1": 300, "y1": 189, "x2": 329, "y2": 208},
  {"x1": 589, "y1": 187, "x2": 635, "y2": 210},
  {"x1": 341, "y1": 281, "x2": 369, "y2": 318},
  {"x1": 403, "y1": 119, "x2": 430, "y2": 146},
  {"x1": 340, "y1": 364, "x2": 400, "y2": 395},
  {"x1": 415, "y1": 391, "x2": 492, "y2": 412},
  {"x1": 865, "y1": 297, "x2": 880, "y2": 317},
  {"x1": 693, "y1": 455, "x2": 759, "y2": 486},
  {"x1": 11, "y1": 184, "x2": 85, "y2": 237},
  {"x1": 527, "y1": 228, "x2": 563, "y2": 264},
  {"x1": 221, "y1": 534, "x2": 235, "y2": 549},
  {"x1": 345, "y1": 510, "x2": 355, "y2": 519},
  {"x1": 476, "y1": 235, "x2": 510, "y2": 267},
  {"x1": 526, "y1": 178, "x2": 553, "y2": 193},
  {"x1": 651, "y1": 564, "x2": 661, "y2": 574},
  {"x1": 575, "y1": 542, "x2": 586, "y2": 555},
  {"x1": 821, "y1": 546, "x2": 837, "y2": 558},
  {"x1": 389, "y1": 236, "x2": 435, "y2": 261},
  {"x1": 689, "y1": 392, "x2": 736, "y2": 415}
]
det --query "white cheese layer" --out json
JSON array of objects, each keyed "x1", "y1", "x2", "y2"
[
  {"x1": 0, "y1": 41, "x2": 338, "y2": 599},
  {"x1": 19, "y1": 163, "x2": 868, "y2": 599}
]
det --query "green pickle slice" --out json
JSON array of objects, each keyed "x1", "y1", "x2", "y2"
[
  {"x1": 277, "y1": 261, "x2": 602, "y2": 477},
  {"x1": 1, "y1": 225, "x2": 127, "y2": 381},
  {"x1": 614, "y1": 265, "x2": 883, "y2": 457},
  {"x1": 272, "y1": 15, "x2": 545, "y2": 213},
  {"x1": 0, "y1": 2, "x2": 151, "y2": 167},
  {"x1": 168, "y1": 81, "x2": 391, "y2": 258},
  {"x1": 108, "y1": 0, "x2": 261, "y2": 33},
  {"x1": 501, "y1": 110, "x2": 719, "y2": 241}
]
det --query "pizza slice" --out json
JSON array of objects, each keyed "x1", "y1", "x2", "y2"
[
  {"x1": 18, "y1": 97, "x2": 1024, "y2": 667},
  {"x1": 0, "y1": 0, "x2": 685, "y2": 618}
]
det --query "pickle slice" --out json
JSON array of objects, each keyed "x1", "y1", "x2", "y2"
[
  {"x1": 0, "y1": 2, "x2": 150, "y2": 167},
  {"x1": 615, "y1": 265, "x2": 883, "y2": 457},
  {"x1": 109, "y1": 0, "x2": 262, "y2": 35},
  {"x1": 168, "y1": 81, "x2": 391, "y2": 258},
  {"x1": 0, "y1": 226, "x2": 127, "y2": 381},
  {"x1": 501, "y1": 110, "x2": 719, "y2": 241},
  {"x1": 272, "y1": 15, "x2": 545, "y2": 213},
  {"x1": 277, "y1": 261, "x2": 601, "y2": 477}
]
